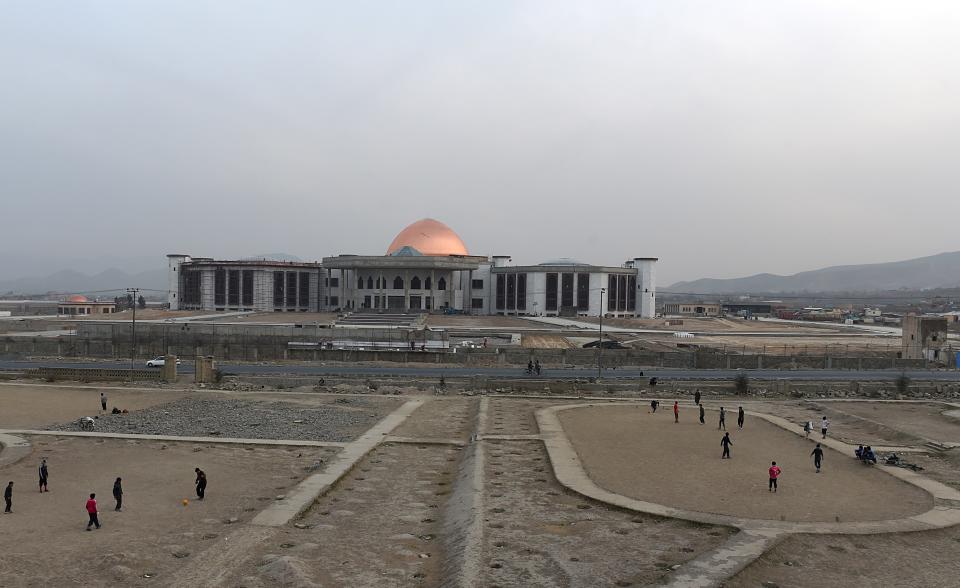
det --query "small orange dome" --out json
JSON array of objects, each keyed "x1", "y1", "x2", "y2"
[
  {"x1": 386, "y1": 218, "x2": 469, "y2": 256},
  {"x1": 67, "y1": 295, "x2": 89, "y2": 303}
]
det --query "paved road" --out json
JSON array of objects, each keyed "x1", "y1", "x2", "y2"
[{"x1": 1, "y1": 359, "x2": 957, "y2": 381}]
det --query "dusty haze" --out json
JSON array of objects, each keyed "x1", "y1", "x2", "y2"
[{"x1": 1, "y1": 1, "x2": 958, "y2": 285}]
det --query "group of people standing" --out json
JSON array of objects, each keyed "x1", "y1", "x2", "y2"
[
  {"x1": 651, "y1": 392, "x2": 839, "y2": 491},
  {"x1": 2, "y1": 392, "x2": 211, "y2": 530}
]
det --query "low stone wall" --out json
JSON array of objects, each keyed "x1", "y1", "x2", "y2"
[
  {"x1": 0, "y1": 335, "x2": 934, "y2": 371},
  {"x1": 26, "y1": 367, "x2": 161, "y2": 382}
]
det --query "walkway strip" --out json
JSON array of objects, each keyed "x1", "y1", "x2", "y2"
[
  {"x1": 664, "y1": 529, "x2": 784, "y2": 588},
  {"x1": 250, "y1": 398, "x2": 424, "y2": 526},
  {"x1": 0, "y1": 429, "x2": 346, "y2": 448}
]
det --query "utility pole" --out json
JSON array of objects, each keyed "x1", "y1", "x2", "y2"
[
  {"x1": 127, "y1": 287, "x2": 140, "y2": 376},
  {"x1": 598, "y1": 287, "x2": 605, "y2": 379}
]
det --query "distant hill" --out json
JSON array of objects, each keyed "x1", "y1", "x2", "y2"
[
  {"x1": 667, "y1": 251, "x2": 960, "y2": 295},
  {"x1": 0, "y1": 268, "x2": 168, "y2": 297}
]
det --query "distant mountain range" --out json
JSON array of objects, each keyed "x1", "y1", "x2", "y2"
[
  {"x1": 0, "y1": 253, "x2": 303, "y2": 297},
  {"x1": 667, "y1": 251, "x2": 960, "y2": 295},
  {"x1": 0, "y1": 268, "x2": 168, "y2": 297}
]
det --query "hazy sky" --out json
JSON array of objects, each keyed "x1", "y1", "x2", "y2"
[{"x1": 2, "y1": 1, "x2": 958, "y2": 285}]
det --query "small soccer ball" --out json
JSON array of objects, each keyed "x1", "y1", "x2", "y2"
[{"x1": 182, "y1": 499, "x2": 189, "y2": 506}]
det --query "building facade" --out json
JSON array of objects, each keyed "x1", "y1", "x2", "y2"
[
  {"x1": 167, "y1": 256, "x2": 335, "y2": 312},
  {"x1": 168, "y1": 218, "x2": 658, "y2": 318},
  {"x1": 902, "y1": 315, "x2": 949, "y2": 363},
  {"x1": 663, "y1": 302, "x2": 721, "y2": 316},
  {"x1": 57, "y1": 295, "x2": 116, "y2": 316}
]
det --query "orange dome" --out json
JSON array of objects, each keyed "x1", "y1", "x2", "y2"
[
  {"x1": 386, "y1": 218, "x2": 469, "y2": 256},
  {"x1": 67, "y1": 295, "x2": 89, "y2": 303}
]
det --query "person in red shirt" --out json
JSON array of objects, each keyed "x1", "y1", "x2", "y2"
[
  {"x1": 673, "y1": 401, "x2": 679, "y2": 423},
  {"x1": 85, "y1": 493, "x2": 101, "y2": 530},
  {"x1": 768, "y1": 461, "x2": 782, "y2": 492}
]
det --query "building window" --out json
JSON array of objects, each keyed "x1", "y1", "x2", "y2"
[
  {"x1": 546, "y1": 273, "x2": 558, "y2": 311},
  {"x1": 357, "y1": 277, "x2": 364, "y2": 289},
  {"x1": 286, "y1": 273, "x2": 298, "y2": 307},
  {"x1": 577, "y1": 273, "x2": 589, "y2": 311},
  {"x1": 472, "y1": 279, "x2": 484, "y2": 289},
  {"x1": 184, "y1": 270, "x2": 201, "y2": 307},
  {"x1": 627, "y1": 275, "x2": 637, "y2": 311},
  {"x1": 495, "y1": 275, "x2": 505, "y2": 310},
  {"x1": 472, "y1": 298, "x2": 484, "y2": 309},
  {"x1": 367, "y1": 276, "x2": 374, "y2": 290},
  {"x1": 215, "y1": 268, "x2": 226, "y2": 306},
  {"x1": 425, "y1": 276, "x2": 432, "y2": 290},
  {"x1": 437, "y1": 277, "x2": 446, "y2": 291},
  {"x1": 507, "y1": 274, "x2": 516, "y2": 310},
  {"x1": 299, "y1": 272, "x2": 310, "y2": 307},
  {"x1": 561, "y1": 273, "x2": 574, "y2": 308},
  {"x1": 517, "y1": 274, "x2": 527, "y2": 310},
  {"x1": 329, "y1": 295, "x2": 339, "y2": 307},
  {"x1": 242, "y1": 271, "x2": 254, "y2": 307},
  {"x1": 393, "y1": 276, "x2": 404, "y2": 289},
  {"x1": 273, "y1": 272, "x2": 284, "y2": 307},
  {"x1": 608, "y1": 274, "x2": 617, "y2": 311},
  {"x1": 227, "y1": 270, "x2": 240, "y2": 306},
  {"x1": 617, "y1": 276, "x2": 627, "y2": 312},
  {"x1": 329, "y1": 277, "x2": 339, "y2": 288},
  {"x1": 411, "y1": 276, "x2": 422, "y2": 289}
]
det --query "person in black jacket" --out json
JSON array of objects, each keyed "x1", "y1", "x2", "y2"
[
  {"x1": 39, "y1": 459, "x2": 49, "y2": 493},
  {"x1": 737, "y1": 406, "x2": 745, "y2": 430},
  {"x1": 113, "y1": 477, "x2": 123, "y2": 511},
  {"x1": 4, "y1": 481, "x2": 12, "y2": 513},
  {"x1": 194, "y1": 468, "x2": 207, "y2": 500},
  {"x1": 811, "y1": 444, "x2": 824, "y2": 473},
  {"x1": 721, "y1": 433, "x2": 733, "y2": 459}
]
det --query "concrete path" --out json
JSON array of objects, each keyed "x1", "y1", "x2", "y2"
[
  {"x1": 664, "y1": 529, "x2": 784, "y2": 588},
  {"x1": 0, "y1": 428, "x2": 347, "y2": 448},
  {"x1": 251, "y1": 398, "x2": 424, "y2": 526},
  {"x1": 0, "y1": 433, "x2": 31, "y2": 468}
]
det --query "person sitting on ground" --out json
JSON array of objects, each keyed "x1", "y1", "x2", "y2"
[
  {"x1": 862, "y1": 446, "x2": 877, "y2": 464},
  {"x1": 855, "y1": 445, "x2": 864, "y2": 460}
]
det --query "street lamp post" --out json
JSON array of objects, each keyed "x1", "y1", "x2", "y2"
[
  {"x1": 598, "y1": 287, "x2": 605, "y2": 379},
  {"x1": 127, "y1": 288, "x2": 140, "y2": 377}
]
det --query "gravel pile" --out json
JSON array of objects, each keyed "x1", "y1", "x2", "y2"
[{"x1": 48, "y1": 398, "x2": 381, "y2": 442}]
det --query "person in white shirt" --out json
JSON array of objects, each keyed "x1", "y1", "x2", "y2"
[{"x1": 821, "y1": 416, "x2": 830, "y2": 439}]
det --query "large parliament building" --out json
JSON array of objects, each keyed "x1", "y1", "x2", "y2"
[{"x1": 168, "y1": 219, "x2": 656, "y2": 318}]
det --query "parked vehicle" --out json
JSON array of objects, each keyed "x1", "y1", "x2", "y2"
[{"x1": 145, "y1": 357, "x2": 181, "y2": 368}]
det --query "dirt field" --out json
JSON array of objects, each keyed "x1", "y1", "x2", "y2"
[
  {"x1": 729, "y1": 526, "x2": 960, "y2": 588},
  {"x1": 480, "y1": 439, "x2": 733, "y2": 586},
  {"x1": 579, "y1": 316, "x2": 833, "y2": 333},
  {"x1": 559, "y1": 404, "x2": 932, "y2": 522},
  {"x1": 0, "y1": 436, "x2": 335, "y2": 587},
  {"x1": 827, "y1": 401, "x2": 960, "y2": 443},
  {"x1": 521, "y1": 334, "x2": 575, "y2": 348},
  {"x1": 0, "y1": 384, "x2": 189, "y2": 428},
  {"x1": 208, "y1": 312, "x2": 337, "y2": 324},
  {"x1": 424, "y1": 314, "x2": 540, "y2": 328}
]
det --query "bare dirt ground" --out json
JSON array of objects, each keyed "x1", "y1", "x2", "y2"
[
  {"x1": 389, "y1": 396, "x2": 475, "y2": 441},
  {"x1": 0, "y1": 384, "x2": 189, "y2": 428},
  {"x1": 89, "y1": 310, "x2": 207, "y2": 321},
  {"x1": 208, "y1": 312, "x2": 337, "y2": 324},
  {"x1": 749, "y1": 400, "x2": 920, "y2": 447},
  {"x1": 729, "y1": 527, "x2": 960, "y2": 588},
  {"x1": 225, "y1": 442, "x2": 463, "y2": 587},
  {"x1": 826, "y1": 401, "x2": 960, "y2": 443},
  {"x1": 559, "y1": 404, "x2": 932, "y2": 522},
  {"x1": 0, "y1": 436, "x2": 336, "y2": 587},
  {"x1": 522, "y1": 334, "x2": 575, "y2": 349},
  {"x1": 424, "y1": 314, "x2": 540, "y2": 328},
  {"x1": 578, "y1": 316, "x2": 834, "y2": 333},
  {"x1": 480, "y1": 438, "x2": 733, "y2": 586}
]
